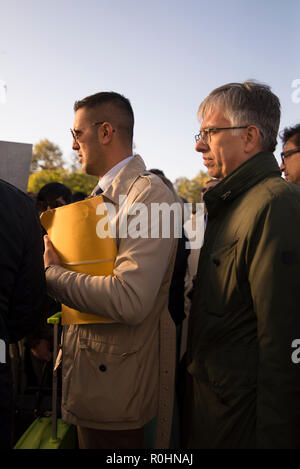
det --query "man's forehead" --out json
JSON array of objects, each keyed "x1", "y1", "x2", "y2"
[
  {"x1": 74, "y1": 107, "x2": 88, "y2": 123},
  {"x1": 200, "y1": 106, "x2": 229, "y2": 128},
  {"x1": 284, "y1": 136, "x2": 299, "y2": 151},
  {"x1": 74, "y1": 107, "x2": 97, "y2": 126}
]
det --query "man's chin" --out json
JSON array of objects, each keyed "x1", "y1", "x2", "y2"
[
  {"x1": 207, "y1": 167, "x2": 221, "y2": 179},
  {"x1": 84, "y1": 165, "x2": 97, "y2": 177}
]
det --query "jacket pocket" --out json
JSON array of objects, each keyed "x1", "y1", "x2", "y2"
[
  {"x1": 64, "y1": 337, "x2": 142, "y2": 424},
  {"x1": 206, "y1": 239, "x2": 243, "y2": 316}
]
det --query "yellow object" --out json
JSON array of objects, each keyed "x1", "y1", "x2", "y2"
[{"x1": 40, "y1": 196, "x2": 117, "y2": 325}]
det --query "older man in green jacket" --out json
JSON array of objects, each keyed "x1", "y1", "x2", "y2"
[{"x1": 184, "y1": 81, "x2": 300, "y2": 448}]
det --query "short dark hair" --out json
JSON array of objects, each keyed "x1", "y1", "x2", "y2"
[
  {"x1": 72, "y1": 191, "x2": 87, "y2": 202},
  {"x1": 74, "y1": 91, "x2": 134, "y2": 144},
  {"x1": 280, "y1": 124, "x2": 300, "y2": 147},
  {"x1": 37, "y1": 182, "x2": 72, "y2": 212},
  {"x1": 149, "y1": 168, "x2": 166, "y2": 177}
]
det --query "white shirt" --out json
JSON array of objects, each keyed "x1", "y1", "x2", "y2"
[{"x1": 97, "y1": 155, "x2": 134, "y2": 192}]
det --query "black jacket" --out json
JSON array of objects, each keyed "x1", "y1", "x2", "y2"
[
  {"x1": 0, "y1": 179, "x2": 46, "y2": 343},
  {"x1": 0, "y1": 179, "x2": 46, "y2": 448}
]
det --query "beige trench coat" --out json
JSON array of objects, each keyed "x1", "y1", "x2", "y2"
[{"x1": 46, "y1": 155, "x2": 178, "y2": 448}]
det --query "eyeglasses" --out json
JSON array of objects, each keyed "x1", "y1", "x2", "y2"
[
  {"x1": 280, "y1": 148, "x2": 300, "y2": 163},
  {"x1": 70, "y1": 121, "x2": 104, "y2": 142},
  {"x1": 194, "y1": 126, "x2": 248, "y2": 145}
]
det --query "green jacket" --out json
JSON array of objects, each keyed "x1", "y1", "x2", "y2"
[{"x1": 185, "y1": 151, "x2": 300, "y2": 448}]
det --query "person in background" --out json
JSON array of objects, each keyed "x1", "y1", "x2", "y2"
[
  {"x1": 36, "y1": 182, "x2": 72, "y2": 215},
  {"x1": 148, "y1": 168, "x2": 189, "y2": 328},
  {"x1": 184, "y1": 178, "x2": 219, "y2": 305},
  {"x1": 27, "y1": 182, "x2": 73, "y2": 368},
  {"x1": 0, "y1": 179, "x2": 46, "y2": 448},
  {"x1": 72, "y1": 191, "x2": 87, "y2": 202},
  {"x1": 149, "y1": 168, "x2": 190, "y2": 448},
  {"x1": 280, "y1": 123, "x2": 300, "y2": 186}
]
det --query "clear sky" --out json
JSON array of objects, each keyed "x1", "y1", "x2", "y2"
[{"x1": 0, "y1": 0, "x2": 299, "y2": 183}]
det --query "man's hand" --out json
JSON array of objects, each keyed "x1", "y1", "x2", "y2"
[{"x1": 44, "y1": 235, "x2": 61, "y2": 267}]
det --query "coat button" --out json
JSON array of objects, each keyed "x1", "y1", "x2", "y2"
[{"x1": 99, "y1": 364, "x2": 106, "y2": 372}]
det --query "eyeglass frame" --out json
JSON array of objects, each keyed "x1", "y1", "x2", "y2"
[
  {"x1": 280, "y1": 147, "x2": 300, "y2": 163},
  {"x1": 70, "y1": 121, "x2": 115, "y2": 142},
  {"x1": 194, "y1": 126, "x2": 249, "y2": 145}
]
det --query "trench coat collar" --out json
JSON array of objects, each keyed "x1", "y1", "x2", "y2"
[
  {"x1": 204, "y1": 151, "x2": 281, "y2": 218},
  {"x1": 101, "y1": 154, "x2": 147, "y2": 204}
]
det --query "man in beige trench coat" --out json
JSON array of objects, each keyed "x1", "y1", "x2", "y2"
[{"x1": 43, "y1": 91, "x2": 178, "y2": 449}]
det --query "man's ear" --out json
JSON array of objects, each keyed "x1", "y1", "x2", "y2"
[
  {"x1": 243, "y1": 125, "x2": 261, "y2": 153},
  {"x1": 100, "y1": 122, "x2": 115, "y2": 144}
]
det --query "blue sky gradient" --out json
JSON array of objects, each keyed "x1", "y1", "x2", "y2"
[{"x1": 0, "y1": 0, "x2": 299, "y2": 182}]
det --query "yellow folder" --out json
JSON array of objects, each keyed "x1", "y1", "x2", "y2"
[{"x1": 40, "y1": 196, "x2": 117, "y2": 325}]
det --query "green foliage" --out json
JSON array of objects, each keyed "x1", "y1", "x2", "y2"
[
  {"x1": 28, "y1": 169, "x2": 98, "y2": 195},
  {"x1": 65, "y1": 171, "x2": 98, "y2": 194},
  {"x1": 31, "y1": 139, "x2": 65, "y2": 173},
  {"x1": 174, "y1": 170, "x2": 209, "y2": 203}
]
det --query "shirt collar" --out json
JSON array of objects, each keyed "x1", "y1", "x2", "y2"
[{"x1": 98, "y1": 155, "x2": 134, "y2": 192}]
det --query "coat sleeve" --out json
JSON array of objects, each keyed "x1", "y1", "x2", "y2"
[
  {"x1": 247, "y1": 192, "x2": 300, "y2": 448},
  {"x1": 5, "y1": 197, "x2": 47, "y2": 343},
  {"x1": 45, "y1": 178, "x2": 179, "y2": 326}
]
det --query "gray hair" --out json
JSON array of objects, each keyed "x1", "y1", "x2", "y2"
[{"x1": 198, "y1": 80, "x2": 281, "y2": 153}]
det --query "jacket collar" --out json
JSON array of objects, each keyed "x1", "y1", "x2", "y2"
[
  {"x1": 102, "y1": 154, "x2": 147, "y2": 204},
  {"x1": 204, "y1": 151, "x2": 281, "y2": 217}
]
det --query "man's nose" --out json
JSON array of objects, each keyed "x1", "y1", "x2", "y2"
[
  {"x1": 280, "y1": 161, "x2": 285, "y2": 172},
  {"x1": 195, "y1": 138, "x2": 209, "y2": 153},
  {"x1": 72, "y1": 139, "x2": 79, "y2": 151}
]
